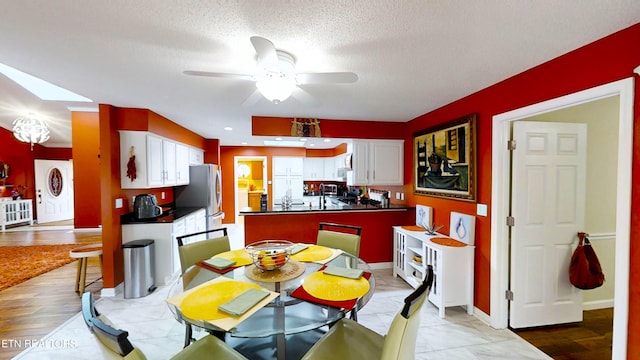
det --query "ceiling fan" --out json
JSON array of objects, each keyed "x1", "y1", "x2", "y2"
[{"x1": 184, "y1": 36, "x2": 358, "y2": 104}]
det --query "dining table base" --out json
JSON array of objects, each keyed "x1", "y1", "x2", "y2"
[{"x1": 226, "y1": 328, "x2": 325, "y2": 360}]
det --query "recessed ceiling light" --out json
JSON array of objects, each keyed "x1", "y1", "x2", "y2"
[
  {"x1": 323, "y1": 139, "x2": 331, "y2": 142},
  {"x1": 241, "y1": 142, "x2": 248, "y2": 145},
  {"x1": 264, "y1": 140, "x2": 305, "y2": 147},
  {"x1": 224, "y1": 127, "x2": 232, "y2": 131},
  {"x1": 309, "y1": 143, "x2": 316, "y2": 147},
  {"x1": 300, "y1": 138, "x2": 307, "y2": 142},
  {"x1": 275, "y1": 137, "x2": 283, "y2": 141},
  {"x1": 0, "y1": 63, "x2": 92, "y2": 102}
]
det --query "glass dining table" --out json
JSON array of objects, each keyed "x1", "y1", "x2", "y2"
[{"x1": 166, "y1": 249, "x2": 376, "y2": 360}]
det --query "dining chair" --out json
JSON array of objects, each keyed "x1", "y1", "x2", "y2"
[
  {"x1": 81, "y1": 292, "x2": 248, "y2": 360},
  {"x1": 175, "y1": 227, "x2": 231, "y2": 347},
  {"x1": 316, "y1": 222, "x2": 362, "y2": 257},
  {"x1": 301, "y1": 265, "x2": 434, "y2": 360},
  {"x1": 176, "y1": 227, "x2": 231, "y2": 273}
]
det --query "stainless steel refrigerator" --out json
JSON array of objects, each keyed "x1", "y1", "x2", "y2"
[{"x1": 174, "y1": 164, "x2": 223, "y2": 230}]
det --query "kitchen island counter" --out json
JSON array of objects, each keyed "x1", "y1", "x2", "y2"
[
  {"x1": 241, "y1": 204, "x2": 415, "y2": 263},
  {"x1": 240, "y1": 203, "x2": 412, "y2": 214}
]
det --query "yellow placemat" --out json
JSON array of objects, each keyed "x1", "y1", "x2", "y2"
[
  {"x1": 302, "y1": 271, "x2": 370, "y2": 301},
  {"x1": 212, "y1": 249, "x2": 253, "y2": 267},
  {"x1": 291, "y1": 245, "x2": 341, "y2": 264},
  {"x1": 430, "y1": 237, "x2": 467, "y2": 247},
  {"x1": 245, "y1": 260, "x2": 305, "y2": 282},
  {"x1": 166, "y1": 277, "x2": 278, "y2": 331}
]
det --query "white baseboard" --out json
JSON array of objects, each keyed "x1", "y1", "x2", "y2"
[
  {"x1": 583, "y1": 299, "x2": 614, "y2": 310},
  {"x1": 369, "y1": 262, "x2": 393, "y2": 270},
  {"x1": 101, "y1": 282, "x2": 123, "y2": 297},
  {"x1": 473, "y1": 307, "x2": 491, "y2": 326}
]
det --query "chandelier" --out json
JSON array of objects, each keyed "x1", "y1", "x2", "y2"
[{"x1": 12, "y1": 115, "x2": 50, "y2": 150}]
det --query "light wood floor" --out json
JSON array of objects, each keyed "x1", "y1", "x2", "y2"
[{"x1": 0, "y1": 228, "x2": 102, "y2": 360}]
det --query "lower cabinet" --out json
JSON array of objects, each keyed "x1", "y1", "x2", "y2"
[
  {"x1": 121, "y1": 209, "x2": 206, "y2": 285},
  {"x1": 393, "y1": 226, "x2": 475, "y2": 318},
  {"x1": 0, "y1": 200, "x2": 33, "y2": 231}
]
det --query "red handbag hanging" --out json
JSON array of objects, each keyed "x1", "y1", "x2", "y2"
[{"x1": 569, "y1": 232, "x2": 605, "y2": 290}]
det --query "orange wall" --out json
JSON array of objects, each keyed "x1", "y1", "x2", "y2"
[
  {"x1": 220, "y1": 146, "x2": 306, "y2": 221},
  {"x1": 98, "y1": 105, "x2": 206, "y2": 289},
  {"x1": 72, "y1": 112, "x2": 101, "y2": 228},
  {"x1": 404, "y1": 23, "x2": 640, "y2": 355}
]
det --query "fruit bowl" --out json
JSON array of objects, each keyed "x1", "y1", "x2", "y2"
[{"x1": 245, "y1": 240, "x2": 293, "y2": 271}]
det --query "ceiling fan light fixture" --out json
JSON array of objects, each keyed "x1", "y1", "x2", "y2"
[
  {"x1": 12, "y1": 114, "x2": 50, "y2": 150},
  {"x1": 256, "y1": 72, "x2": 296, "y2": 103}
]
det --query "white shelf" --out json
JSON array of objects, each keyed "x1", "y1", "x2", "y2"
[{"x1": 392, "y1": 226, "x2": 475, "y2": 318}]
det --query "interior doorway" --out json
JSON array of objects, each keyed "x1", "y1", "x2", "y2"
[
  {"x1": 233, "y1": 156, "x2": 267, "y2": 224},
  {"x1": 490, "y1": 78, "x2": 634, "y2": 359}
]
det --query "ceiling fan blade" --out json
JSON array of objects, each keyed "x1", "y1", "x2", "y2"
[
  {"x1": 183, "y1": 70, "x2": 253, "y2": 81},
  {"x1": 241, "y1": 88, "x2": 264, "y2": 107},
  {"x1": 250, "y1": 36, "x2": 278, "y2": 65},
  {"x1": 292, "y1": 87, "x2": 321, "y2": 107},
  {"x1": 296, "y1": 72, "x2": 358, "y2": 84}
]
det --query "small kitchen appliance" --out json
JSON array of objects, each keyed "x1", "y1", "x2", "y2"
[{"x1": 133, "y1": 194, "x2": 162, "y2": 219}]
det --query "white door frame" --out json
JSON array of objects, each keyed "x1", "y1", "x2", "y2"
[
  {"x1": 490, "y1": 78, "x2": 634, "y2": 359},
  {"x1": 233, "y1": 156, "x2": 267, "y2": 223}
]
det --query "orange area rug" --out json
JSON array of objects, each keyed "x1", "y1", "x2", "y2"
[{"x1": 0, "y1": 244, "x2": 79, "y2": 291}]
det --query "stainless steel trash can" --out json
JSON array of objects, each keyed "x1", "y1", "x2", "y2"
[{"x1": 122, "y1": 239, "x2": 156, "y2": 299}]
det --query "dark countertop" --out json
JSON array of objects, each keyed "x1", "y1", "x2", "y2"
[
  {"x1": 240, "y1": 203, "x2": 413, "y2": 215},
  {"x1": 121, "y1": 207, "x2": 204, "y2": 224}
]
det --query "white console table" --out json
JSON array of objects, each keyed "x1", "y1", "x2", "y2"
[
  {"x1": 1, "y1": 199, "x2": 34, "y2": 231},
  {"x1": 393, "y1": 226, "x2": 475, "y2": 318}
]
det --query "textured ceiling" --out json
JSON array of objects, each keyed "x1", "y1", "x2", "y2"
[{"x1": 0, "y1": 1, "x2": 638, "y2": 148}]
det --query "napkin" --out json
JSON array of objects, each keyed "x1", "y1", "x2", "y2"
[
  {"x1": 203, "y1": 257, "x2": 236, "y2": 270},
  {"x1": 289, "y1": 244, "x2": 309, "y2": 255},
  {"x1": 323, "y1": 266, "x2": 364, "y2": 279},
  {"x1": 218, "y1": 288, "x2": 270, "y2": 316}
]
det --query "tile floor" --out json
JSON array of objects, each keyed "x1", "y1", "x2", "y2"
[{"x1": 12, "y1": 224, "x2": 551, "y2": 359}]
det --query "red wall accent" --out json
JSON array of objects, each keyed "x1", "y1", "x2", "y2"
[
  {"x1": 243, "y1": 209, "x2": 415, "y2": 263},
  {"x1": 252, "y1": 116, "x2": 406, "y2": 139},
  {"x1": 0, "y1": 127, "x2": 72, "y2": 215},
  {"x1": 404, "y1": 23, "x2": 640, "y2": 355}
]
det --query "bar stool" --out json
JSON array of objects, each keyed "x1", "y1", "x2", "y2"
[{"x1": 69, "y1": 244, "x2": 103, "y2": 294}]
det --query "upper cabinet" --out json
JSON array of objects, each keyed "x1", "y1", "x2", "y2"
[
  {"x1": 175, "y1": 143, "x2": 190, "y2": 185},
  {"x1": 120, "y1": 131, "x2": 199, "y2": 189},
  {"x1": 188, "y1": 147, "x2": 204, "y2": 165},
  {"x1": 303, "y1": 157, "x2": 325, "y2": 180},
  {"x1": 273, "y1": 156, "x2": 304, "y2": 176},
  {"x1": 347, "y1": 140, "x2": 404, "y2": 186}
]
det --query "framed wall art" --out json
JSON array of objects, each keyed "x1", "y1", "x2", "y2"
[{"x1": 414, "y1": 113, "x2": 477, "y2": 201}]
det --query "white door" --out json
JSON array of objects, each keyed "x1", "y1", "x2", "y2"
[
  {"x1": 509, "y1": 121, "x2": 587, "y2": 328},
  {"x1": 35, "y1": 159, "x2": 74, "y2": 224}
]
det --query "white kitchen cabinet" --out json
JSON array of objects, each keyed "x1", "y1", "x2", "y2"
[
  {"x1": 273, "y1": 156, "x2": 304, "y2": 176},
  {"x1": 347, "y1": 140, "x2": 403, "y2": 186},
  {"x1": 175, "y1": 143, "x2": 190, "y2": 185},
  {"x1": 273, "y1": 156, "x2": 304, "y2": 205},
  {"x1": 323, "y1": 157, "x2": 336, "y2": 180},
  {"x1": 189, "y1": 147, "x2": 204, "y2": 165},
  {"x1": 392, "y1": 226, "x2": 474, "y2": 318},
  {"x1": 120, "y1": 131, "x2": 194, "y2": 189},
  {"x1": 303, "y1": 157, "x2": 324, "y2": 180},
  {"x1": 272, "y1": 175, "x2": 303, "y2": 205},
  {"x1": 121, "y1": 209, "x2": 207, "y2": 285}
]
